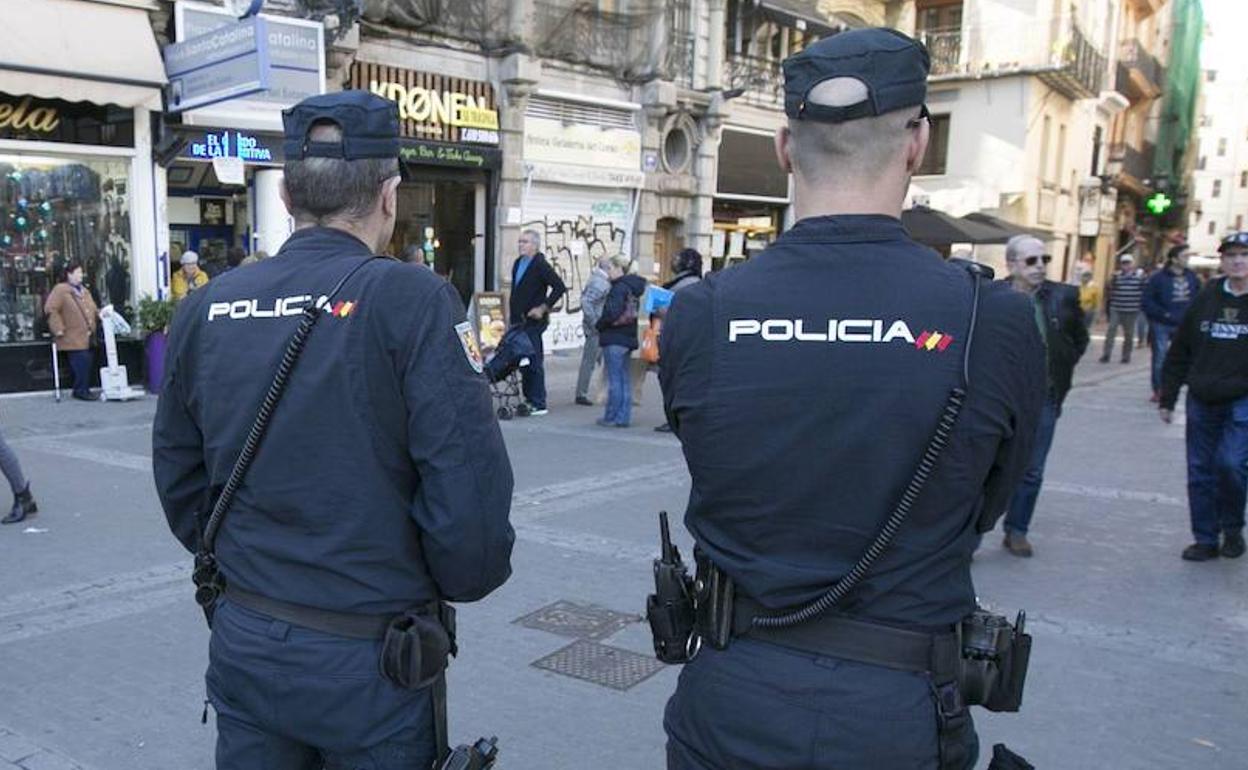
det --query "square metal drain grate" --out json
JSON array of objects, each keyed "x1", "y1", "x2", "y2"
[
  {"x1": 532, "y1": 639, "x2": 667, "y2": 691},
  {"x1": 513, "y1": 599, "x2": 639, "y2": 640}
]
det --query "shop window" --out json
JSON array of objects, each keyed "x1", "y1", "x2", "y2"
[
  {"x1": 917, "y1": 114, "x2": 951, "y2": 176},
  {"x1": 1213, "y1": 179, "x2": 1222, "y2": 198},
  {"x1": 0, "y1": 154, "x2": 131, "y2": 343}
]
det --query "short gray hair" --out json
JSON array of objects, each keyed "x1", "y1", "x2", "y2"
[
  {"x1": 787, "y1": 79, "x2": 917, "y2": 180},
  {"x1": 1005, "y1": 235, "x2": 1044, "y2": 262},
  {"x1": 521, "y1": 229, "x2": 542, "y2": 246},
  {"x1": 283, "y1": 121, "x2": 399, "y2": 225}
]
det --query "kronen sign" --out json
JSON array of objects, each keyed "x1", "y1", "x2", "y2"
[
  {"x1": 0, "y1": 96, "x2": 59, "y2": 133},
  {"x1": 368, "y1": 80, "x2": 499, "y2": 133}
]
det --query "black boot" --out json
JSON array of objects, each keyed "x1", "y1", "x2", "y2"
[{"x1": 1, "y1": 484, "x2": 37, "y2": 525}]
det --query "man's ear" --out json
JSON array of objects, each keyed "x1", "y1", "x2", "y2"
[
  {"x1": 904, "y1": 119, "x2": 931, "y2": 175},
  {"x1": 381, "y1": 176, "x2": 401, "y2": 218},
  {"x1": 774, "y1": 126, "x2": 794, "y2": 175}
]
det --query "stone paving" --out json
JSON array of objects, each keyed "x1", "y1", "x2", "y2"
[{"x1": 0, "y1": 342, "x2": 1244, "y2": 769}]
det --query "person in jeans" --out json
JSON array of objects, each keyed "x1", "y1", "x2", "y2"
[
  {"x1": 1143, "y1": 245, "x2": 1201, "y2": 403},
  {"x1": 575, "y1": 256, "x2": 612, "y2": 406},
  {"x1": 0, "y1": 426, "x2": 36, "y2": 525},
  {"x1": 595, "y1": 255, "x2": 646, "y2": 428},
  {"x1": 1100, "y1": 253, "x2": 1144, "y2": 363},
  {"x1": 1159, "y1": 231, "x2": 1248, "y2": 562},
  {"x1": 509, "y1": 229, "x2": 566, "y2": 416},
  {"x1": 44, "y1": 262, "x2": 99, "y2": 401},
  {"x1": 999, "y1": 236, "x2": 1089, "y2": 557}
]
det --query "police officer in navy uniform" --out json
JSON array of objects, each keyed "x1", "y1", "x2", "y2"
[
  {"x1": 658, "y1": 30, "x2": 1045, "y2": 769},
  {"x1": 152, "y1": 91, "x2": 514, "y2": 769}
]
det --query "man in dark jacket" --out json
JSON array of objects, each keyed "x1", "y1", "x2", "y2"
[
  {"x1": 998, "y1": 235, "x2": 1089, "y2": 557},
  {"x1": 509, "y1": 229, "x2": 566, "y2": 415},
  {"x1": 1143, "y1": 244, "x2": 1201, "y2": 402},
  {"x1": 152, "y1": 91, "x2": 515, "y2": 768},
  {"x1": 1160, "y1": 231, "x2": 1248, "y2": 562}
]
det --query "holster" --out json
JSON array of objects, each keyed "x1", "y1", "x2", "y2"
[
  {"x1": 692, "y1": 549, "x2": 734, "y2": 650},
  {"x1": 379, "y1": 602, "x2": 457, "y2": 690},
  {"x1": 958, "y1": 609, "x2": 1031, "y2": 713},
  {"x1": 191, "y1": 551, "x2": 225, "y2": 628}
]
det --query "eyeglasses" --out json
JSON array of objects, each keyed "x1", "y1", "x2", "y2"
[
  {"x1": 906, "y1": 105, "x2": 931, "y2": 129},
  {"x1": 1022, "y1": 255, "x2": 1052, "y2": 267}
]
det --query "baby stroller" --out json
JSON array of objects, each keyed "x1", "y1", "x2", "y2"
[{"x1": 485, "y1": 325, "x2": 537, "y2": 420}]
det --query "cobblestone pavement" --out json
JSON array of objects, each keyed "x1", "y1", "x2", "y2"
[{"x1": 0, "y1": 343, "x2": 1244, "y2": 769}]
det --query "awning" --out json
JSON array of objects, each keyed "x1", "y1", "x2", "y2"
[
  {"x1": 0, "y1": 0, "x2": 166, "y2": 110},
  {"x1": 756, "y1": 1, "x2": 842, "y2": 36},
  {"x1": 902, "y1": 206, "x2": 1014, "y2": 246},
  {"x1": 962, "y1": 212, "x2": 1053, "y2": 241}
]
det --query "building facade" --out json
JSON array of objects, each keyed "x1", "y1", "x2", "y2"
[{"x1": 1186, "y1": 9, "x2": 1243, "y2": 256}]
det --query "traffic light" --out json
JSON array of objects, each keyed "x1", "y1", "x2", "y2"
[{"x1": 1145, "y1": 191, "x2": 1173, "y2": 216}]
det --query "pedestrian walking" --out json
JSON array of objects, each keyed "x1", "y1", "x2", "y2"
[
  {"x1": 171, "y1": 251, "x2": 209, "y2": 301},
  {"x1": 657, "y1": 29, "x2": 1044, "y2": 769},
  {"x1": 575, "y1": 256, "x2": 612, "y2": 406},
  {"x1": 596, "y1": 255, "x2": 645, "y2": 428},
  {"x1": 508, "y1": 229, "x2": 566, "y2": 416},
  {"x1": 1078, "y1": 268, "x2": 1101, "y2": 328},
  {"x1": 998, "y1": 236, "x2": 1089, "y2": 557},
  {"x1": 1134, "y1": 264, "x2": 1152, "y2": 348},
  {"x1": 1100, "y1": 254, "x2": 1144, "y2": 363},
  {"x1": 1159, "y1": 231, "x2": 1248, "y2": 562},
  {"x1": 44, "y1": 262, "x2": 99, "y2": 401},
  {"x1": 1143, "y1": 245, "x2": 1200, "y2": 402},
  {"x1": 152, "y1": 90, "x2": 515, "y2": 768},
  {"x1": 0, "y1": 426, "x2": 36, "y2": 525},
  {"x1": 652, "y1": 248, "x2": 703, "y2": 432}
]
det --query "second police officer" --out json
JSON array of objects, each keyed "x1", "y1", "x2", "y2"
[
  {"x1": 152, "y1": 91, "x2": 514, "y2": 769},
  {"x1": 657, "y1": 30, "x2": 1046, "y2": 769}
]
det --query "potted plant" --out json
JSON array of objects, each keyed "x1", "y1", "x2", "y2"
[{"x1": 137, "y1": 295, "x2": 175, "y2": 394}]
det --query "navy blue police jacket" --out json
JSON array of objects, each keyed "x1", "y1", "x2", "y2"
[
  {"x1": 153, "y1": 227, "x2": 515, "y2": 615},
  {"x1": 659, "y1": 215, "x2": 1046, "y2": 629}
]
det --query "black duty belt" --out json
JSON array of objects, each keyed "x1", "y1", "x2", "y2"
[
  {"x1": 732, "y1": 596, "x2": 961, "y2": 681},
  {"x1": 223, "y1": 584, "x2": 393, "y2": 640}
]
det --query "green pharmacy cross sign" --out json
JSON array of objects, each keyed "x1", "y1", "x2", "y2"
[{"x1": 1146, "y1": 192, "x2": 1173, "y2": 216}]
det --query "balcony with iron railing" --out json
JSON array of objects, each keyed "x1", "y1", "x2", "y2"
[
  {"x1": 724, "y1": 53, "x2": 785, "y2": 106},
  {"x1": 360, "y1": 0, "x2": 510, "y2": 48},
  {"x1": 1108, "y1": 141, "x2": 1156, "y2": 191},
  {"x1": 1115, "y1": 38, "x2": 1164, "y2": 101},
  {"x1": 924, "y1": 16, "x2": 1106, "y2": 100},
  {"x1": 532, "y1": 1, "x2": 695, "y2": 84}
]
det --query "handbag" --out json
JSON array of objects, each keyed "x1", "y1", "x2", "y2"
[
  {"x1": 639, "y1": 317, "x2": 661, "y2": 364},
  {"x1": 610, "y1": 292, "x2": 639, "y2": 327}
]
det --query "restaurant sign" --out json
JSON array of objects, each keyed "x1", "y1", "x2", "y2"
[{"x1": 349, "y1": 62, "x2": 499, "y2": 146}]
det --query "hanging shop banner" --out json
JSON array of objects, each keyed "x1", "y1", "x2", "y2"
[
  {"x1": 0, "y1": 93, "x2": 134, "y2": 147},
  {"x1": 175, "y1": 1, "x2": 325, "y2": 124},
  {"x1": 523, "y1": 117, "x2": 641, "y2": 172},
  {"x1": 473, "y1": 292, "x2": 506, "y2": 351},
  {"x1": 350, "y1": 62, "x2": 500, "y2": 146},
  {"x1": 164, "y1": 16, "x2": 269, "y2": 112}
]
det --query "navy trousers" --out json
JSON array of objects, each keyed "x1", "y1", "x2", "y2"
[
  {"x1": 519, "y1": 325, "x2": 546, "y2": 410},
  {"x1": 68, "y1": 349, "x2": 94, "y2": 397},
  {"x1": 1185, "y1": 394, "x2": 1248, "y2": 546},
  {"x1": 664, "y1": 638, "x2": 977, "y2": 770},
  {"x1": 206, "y1": 599, "x2": 437, "y2": 769}
]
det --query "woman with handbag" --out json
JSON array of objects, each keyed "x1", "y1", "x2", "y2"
[
  {"x1": 44, "y1": 262, "x2": 100, "y2": 401},
  {"x1": 595, "y1": 255, "x2": 647, "y2": 428}
]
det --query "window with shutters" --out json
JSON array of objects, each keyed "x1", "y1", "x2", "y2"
[{"x1": 917, "y1": 114, "x2": 951, "y2": 176}]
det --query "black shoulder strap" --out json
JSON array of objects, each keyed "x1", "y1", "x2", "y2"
[{"x1": 199, "y1": 256, "x2": 383, "y2": 555}]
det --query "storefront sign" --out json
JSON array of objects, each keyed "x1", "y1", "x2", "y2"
[
  {"x1": 164, "y1": 16, "x2": 269, "y2": 112},
  {"x1": 177, "y1": 2, "x2": 325, "y2": 119},
  {"x1": 349, "y1": 63, "x2": 499, "y2": 146},
  {"x1": 529, "y1": 161, "x2": 644, "y2": 189},
  {"x1": 0, "y1": 93, "x2": 134, "y2": 147},
  {"x1": 180, "y1": 129, "x2": 280, "y2": 164},
  {"x1": 473, "y1": 292, "x2": 506, "y2": 350},
  {"x1": 399, "y1": 140, "x2": 500, "y2": 170},
  {"x1": 524, "y1": 118, "x2": 641, "y2": 172}
]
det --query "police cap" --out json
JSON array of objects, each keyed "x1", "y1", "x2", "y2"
[
  {"x1": 282, "y1": 90, "x2": 400, "y2": 161},
  {"x1": 783, "y1": 28, "x2": 930, "y2": 123}
]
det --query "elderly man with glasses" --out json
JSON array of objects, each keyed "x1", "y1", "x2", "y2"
[
  {"x1": 1160, "y1": 232, "x2": 1248, "y2": 562},
  {"x1": 996, "y1": 235, "x2": 1089, "y2": 557}
]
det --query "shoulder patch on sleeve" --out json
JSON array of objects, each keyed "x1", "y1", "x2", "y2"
[{"x1": 455, "y1": 321, "x2": 484, "y2": 374}]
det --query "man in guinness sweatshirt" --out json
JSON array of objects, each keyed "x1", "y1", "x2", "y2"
[{"x1": 1159, "y1": 232, "x2": 1248, "y2": 562}]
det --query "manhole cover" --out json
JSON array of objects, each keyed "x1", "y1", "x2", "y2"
[
  {"x1": 513, "y1": 600, "x2": 639, "y2": 640},
  {"x1": 532, "y1": 639, "x2": 667, "y2": 691}
]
